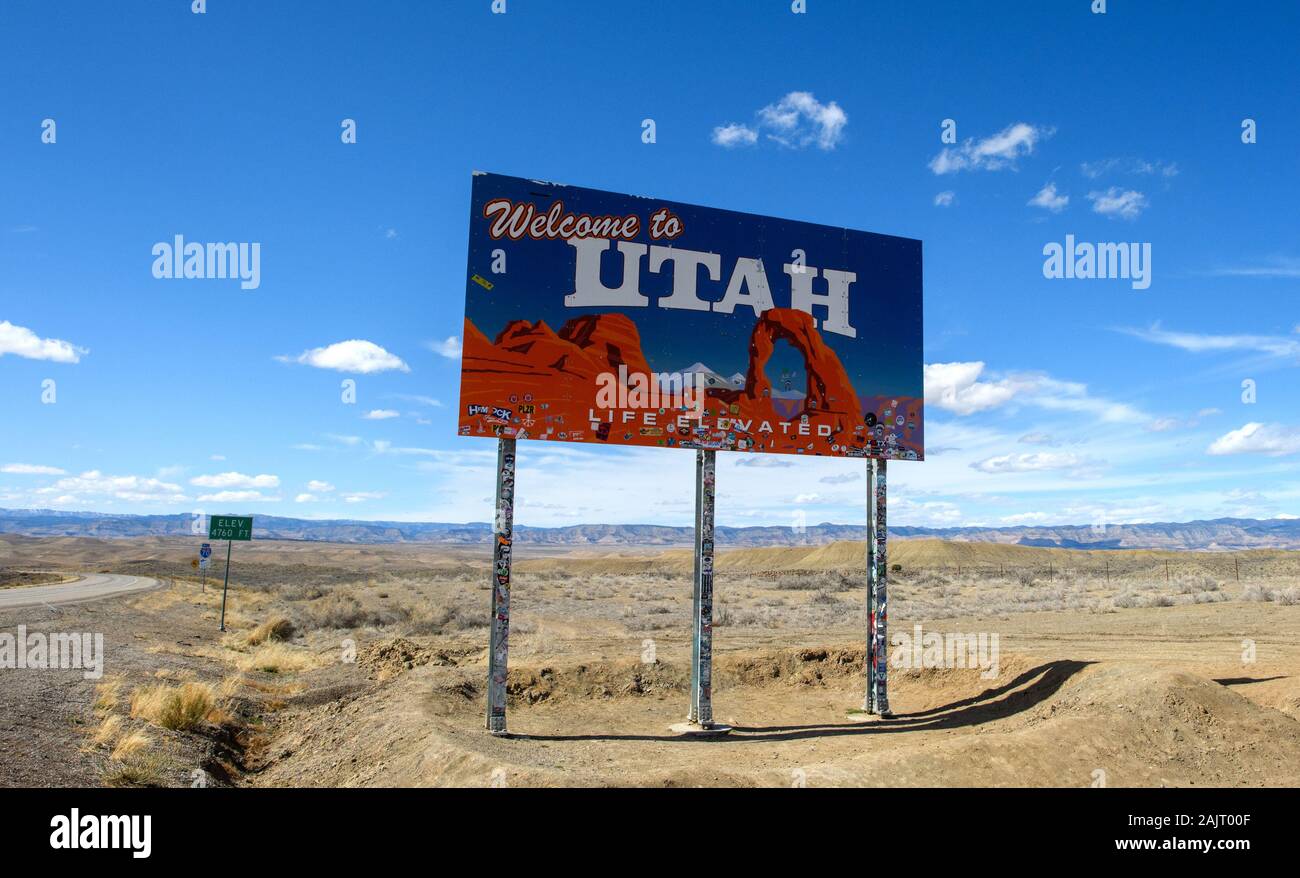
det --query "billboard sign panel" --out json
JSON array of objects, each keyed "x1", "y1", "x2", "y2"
[{"x1": 457, "y1": 172, "x2": 923, "y2": 460}]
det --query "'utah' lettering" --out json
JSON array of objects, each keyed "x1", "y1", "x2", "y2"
[{"x1": 563, "y1": 238, "x2": 859, "y2": 339}]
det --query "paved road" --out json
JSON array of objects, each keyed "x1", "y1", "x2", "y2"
[{"x1": 0, "y1": 573, "x2": 161, "y2": 611}]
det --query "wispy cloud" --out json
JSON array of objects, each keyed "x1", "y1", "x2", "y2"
[
  {"x1": 277, "y1": 340, "x2": 409, "y2": 374},
  {"x1": 925, "y1": 361, "x2": 1146, "y2": 422},
  {"x1": 1080, "y1": 158, "x2": 1178, "y2": 179},
  {"x1": 0, "y1": 320, "x2": 87, "y2": 363},
  {"x1": 1087, "y1": 187, "x2": 1148, "y2": 220},
  {"x1": 1, "y1": 463, "x2": 66, "y2": 475},
  {"x1": 1027, "y1": 182, "x2": 1068, "y2": 212},
  {"x1": 428, "y1": 336, "x2": 462, "y2": 359},
  {"x1": 1206, "y1": 257, "x2": 1300, "y2": 278},
  {"x1": 713, "y1": 91, "x2": 848, "y2": 151},
  {"x1": 711, "y1": 123, "x2": 758, "y2": 148},
  {"x1": 389, "y1": 393, "x2": 443, "y2": 408},
  {"x1": 1117, "y1": 324, "x2": 1300, "y2": 360},
  {"x1": 196, "y1": 490, "x2": 280, "y2": 503},
  {"x1": 970, "y1": 451, "x2": 1101, "y2": 476},
  {"x1": 933, "y1": 191, "x2": 955, "y2": 207},
  {"x1": 1208, "y1": 423, "x2": 1300, "y2": 457},
  {"x1": 362, "y1": 409, "x2": 399, "y2": 420},
  {"x1": 929, "y1": 122, "x2": 1052, "y2": 175}
]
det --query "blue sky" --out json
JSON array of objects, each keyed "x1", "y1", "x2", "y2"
[{"x1": 1, "y1": 0, "x2": 1298, "y2": 529}]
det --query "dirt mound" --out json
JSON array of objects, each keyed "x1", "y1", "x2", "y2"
[
  {"x1": 358, "y1": 638, "x2": 460, "y2": 681},
  {"x1": 509, "y1": 659, "x2": 686, "y2": 704},
  {"x1": 719, "y1": 646, "x2": 865, "y2": 686}
]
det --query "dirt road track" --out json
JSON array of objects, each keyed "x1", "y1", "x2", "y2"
[{"x1": 0, "y1": 573, "x2": 160, "y2": 610}]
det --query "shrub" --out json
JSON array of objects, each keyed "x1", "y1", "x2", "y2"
[
  {"x1": 1242, "y1": 584, "x2": 1274, "y2": 602},
  {"x1": 236, "y1": 643, "x2": 317, "y2": 674},
  {"x1": 130, "y1": 682, "x2": 216, "y2": 730},
  {"x1": 246, "y1": 615, "x2": 295, "y2": 645}
]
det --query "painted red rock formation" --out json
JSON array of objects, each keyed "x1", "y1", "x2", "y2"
[
  {"x1": 464, "y1": 314, "x2": 652, "y2": 382},
  {"x1": 557, "y1": 313, "x2": 653, "y2": 378},
  {"x1": 742, "y1": 308, "x2": 862, "y2": 420}
]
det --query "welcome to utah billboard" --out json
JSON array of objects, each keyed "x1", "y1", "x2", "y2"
[{"x1": 458, "y1": 172, "x2": 923, "y2": 461}]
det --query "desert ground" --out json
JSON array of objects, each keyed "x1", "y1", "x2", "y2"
[{"x1": 2, "y1": 532, "x2": 1299, "y2": 787}]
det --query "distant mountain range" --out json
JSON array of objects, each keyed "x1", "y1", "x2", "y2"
[{"x1": 1, "y1": 508, "x2": 1298, "y2": 551}]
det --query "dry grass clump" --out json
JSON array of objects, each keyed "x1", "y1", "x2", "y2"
[
  {"x1": 235, "y1": 642, "x2": 317, "y2": 674},
  {"x1": 403, "y1": 603, "x2": 488, "y2": 635},
  {"x1": 770, "y1": 570, "x2": 858, "y2": 592},
  {"x1": 110, "y1": 729, "x2": 152, "y2": 760},
  {"x1": 129, "y1": 681, "x2": 217, "y2": 730},
  {"x1": 90, "y1": 714, "x2": 123, "y2": 746},
  {"x1": 92, "y1": 677, "x2": 123, "y2": 712},
  {"x1": 246, "y1": 615, "x2": 295, "y2": 645},
  {"x1": 296, "y1": 590, "x2": 407, "y2": 630},
  {"x1": 103, "y1": 751, "x2": 167, "y2": 787}
]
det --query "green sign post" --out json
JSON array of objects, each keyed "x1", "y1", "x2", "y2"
[{"x1": 208, "y1": 515, "x2": 253, "y2": 631}]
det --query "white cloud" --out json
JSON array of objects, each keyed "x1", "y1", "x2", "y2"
[
  {"x1": 1118, "y1": 324, "x2": 1300, "y2": 360},
  {"x1": 929, "y1": 122, "x2": 1052, "y2": 175},
  {"x1": 210, "y1": 454, "x2": 226, "y2": 461},
  {"x1": 715, "y1": 91, "x2": 848, "y2": 151},
  {"x1": 35, "y1": 471, "x2": 186, "y2": 504},
  {"x1": 306, "y1": 480, "x2": 335, "y2": 493},
  {"x1": 1087, "y1": 187, "x2": 1148, "y2": 220},
  {"x1": 1081, "y1": 158, "x2": 1178, "y2": 179},
  {"x1": 925, "y1": 362, "x2": 1017, "y2": 415},
  {"x1": 342, "y1": 491, "x2": 386, "y2": 503},
  {"x1": 363, "y1": 409, "x2": 399, "y2": 420},
  {"x1": 295, "y1": 493, "x2": 318, "y2": 503},
  {"x1": 999, "y1": 511, "x2": 1053, "y2": 525},
  {"x1": 793, "y1": 492, "x2": 821, "y2": 503},
  {"x1": 1028, "y1": 182, "x2": 1068, "y2": 212},
  {"x1": 711, "y1": 123, "x2": 758, "y2": 148},
  {"x1": 0, "y1": 320, "x2": 87, "y2": 363},
  {"x1": 190, "y1": 472, "x2": 280, "y2": 489},
  {"x1": 196, "y1": 490, "x2": 279, "y2": 503},
  {"x1": 933, "y1": 191, "x2": 955, "y2": 207},
  {"x1": 390, "y1": 394, "x2": 443, "y2": 407},
  {"x1": 970, "y1": 452, "x2": 1097, "y2": 475},
  {"x1": 1, "y1": 463, "x2": 66, "y2": 475},
  {"x1": 1018, "y1": 432, "x2": 1058, "y2": 446},
  {"x1": 1208, "y1": 423, "x2": 1300, "y2": 457},
  {"x1": 279, "y1": 340, "x2": 409, "y2": 374},
  {"x1": 1146, "y1": 417, "x2": 1182, "y2": 433},
  {"x1": 429, "y1": 336, "x2": 462, "y2": 359},
  {"x1": 1208, "y1": 258, "x2": 1300, "y2": 279},
  {"x1": 925, "y1": 362, "x2": 1146, "y2": 422}
]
